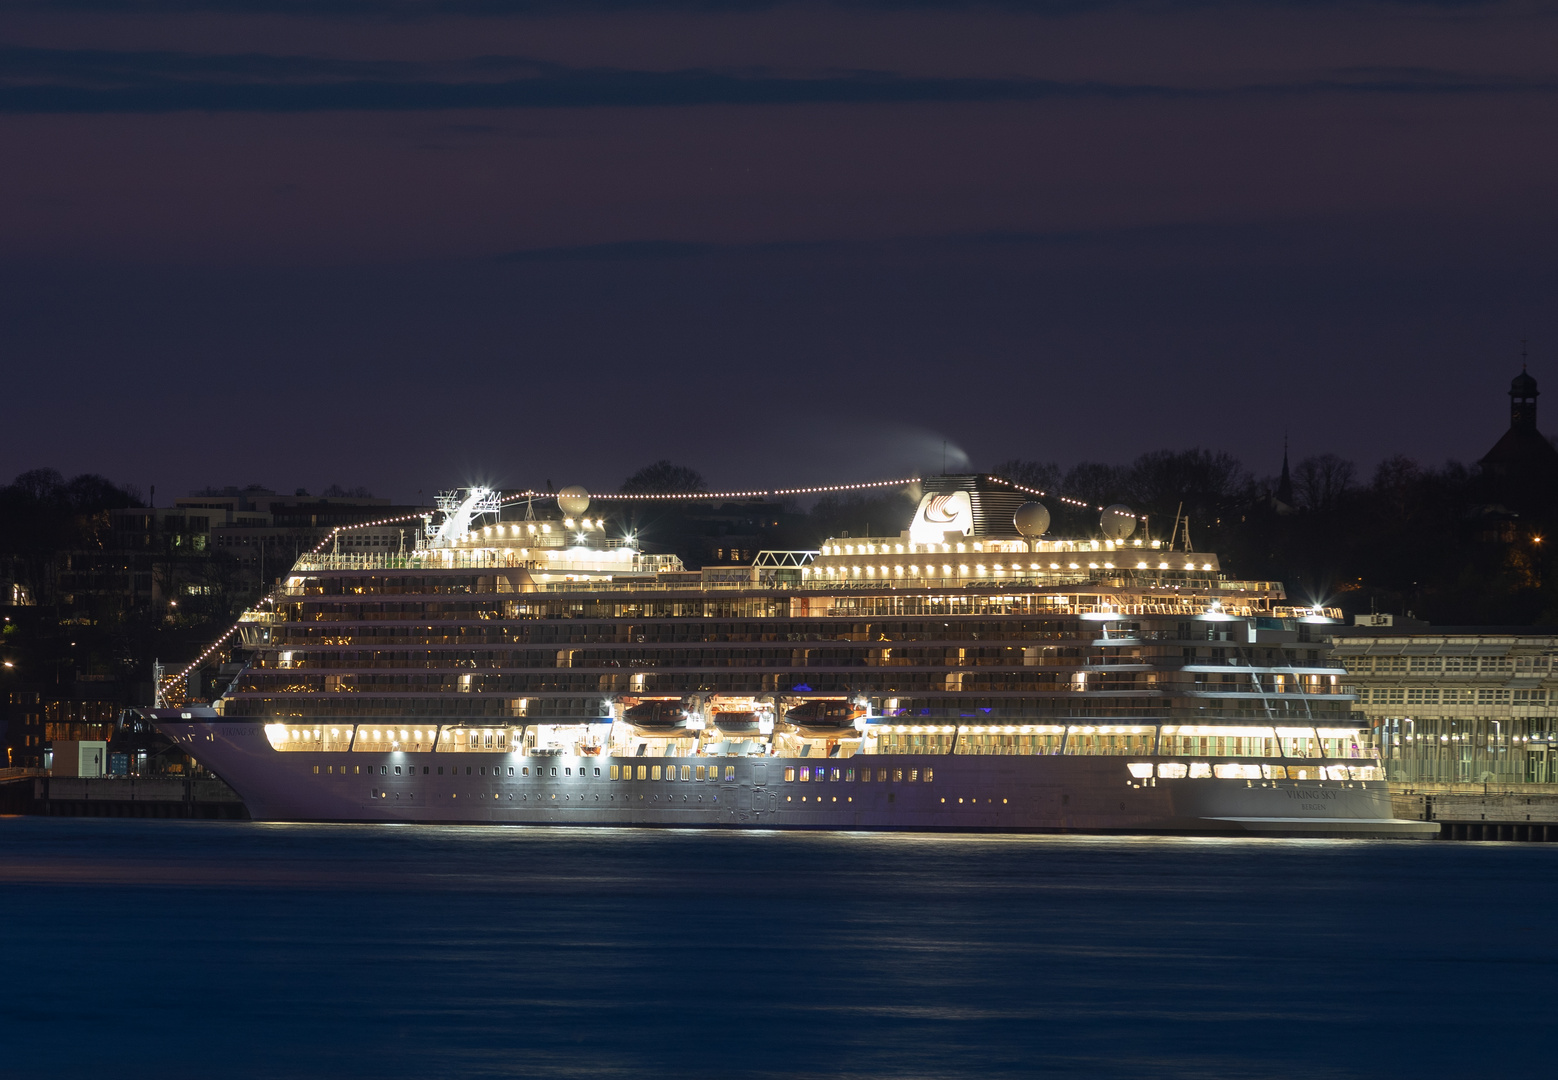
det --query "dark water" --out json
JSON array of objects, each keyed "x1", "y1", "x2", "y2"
[{"x1": 2, "y1": 820, "x2": 1554, "y2": 1079}]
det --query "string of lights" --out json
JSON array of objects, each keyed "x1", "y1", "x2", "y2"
[
  {"x1": 160, "y1": 476, "x2": 1133, "y2": 693},
  {"x1": 306, "y1": 512, "x2": 429, "y2": 555},
  {"x1": 985, "y1": 476, "x2": 1103, "y2": 511},
  {"x1": 497, "y1": 477, "x2": 922, "y2": 503},
  {"x1": 160, "y1": 512, "x2": 430, "y2": 694}
]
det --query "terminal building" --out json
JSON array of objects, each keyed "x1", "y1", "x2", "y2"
[{"x1": 1331, "y1": 615, "x2": 1557, "y2": 784}]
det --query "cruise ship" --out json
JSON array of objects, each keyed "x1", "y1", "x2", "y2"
[{"x1": 146, "y1": 477, "x2": 1434, "y2": 837}]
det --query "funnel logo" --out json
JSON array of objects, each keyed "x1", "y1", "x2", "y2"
[{"x1": 910, "y1": 490, "x2": 973, "y2": 542}]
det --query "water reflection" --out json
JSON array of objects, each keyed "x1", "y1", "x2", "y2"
[{"x1": 1, "y1": 819, "x2": 1553, "y2": 1079}]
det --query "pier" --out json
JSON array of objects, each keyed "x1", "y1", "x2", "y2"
[
  {"x1": 1391, "y1": 782, "x2": 1558, "y2": 840},
  {"x1": 0, "y1": 770, "x2": 247, "y2": 819}
]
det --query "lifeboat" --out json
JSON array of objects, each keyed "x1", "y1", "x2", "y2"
[
  {"x1": 624, "y1": 699, "x2": 699, "y2": 738},
  {"x1": 782, "y1": 700, "x2": 865, "y2": 739},
  {"x1": 711, "y1": 711, "x2": 763, "y2": 737}
]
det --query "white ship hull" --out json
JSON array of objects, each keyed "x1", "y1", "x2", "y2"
[{"x1": 157, "y1": 719, "x2": 1434, "y2": 838}]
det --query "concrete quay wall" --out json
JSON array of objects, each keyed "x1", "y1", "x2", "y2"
[
  {"x1": 21, "y1": 776, "x2": 248, "y2": 819},
  {"x1": 1391, "y1": 783, "x2": 1558, "y2": 841}
]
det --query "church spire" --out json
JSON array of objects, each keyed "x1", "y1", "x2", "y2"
[{"x1": 1276, "y1": 435, "x2": 1294, "y2": 507}]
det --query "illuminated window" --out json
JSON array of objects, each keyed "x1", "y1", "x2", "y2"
[
  {"x1": 845, "y1": 768, "x2": 855, "y2": 781},
  {"x1": 893, "y1": 769, "x2": 903, "y2": 782},
  {"x1": 924, "y1": 768, "x2": 933, "y2": 783},
  {"x1": 696, "y1": 765, "x2": 706, "y2": 780},
  {"x1": 799, "y1": 768, "x2": 810, "y2": 782},
  {"x1": 637, "y1": 766, "x2": 647, "y2": 780},
  {"x1": 860, "y1": 769, "x2": 870, "y2": 782},
  {"x1": 725, "y1": 766, "x2": 735, "y2": 781},
  {"x1": 784, "y1": 767, "x2": 796, "y2": 782},
  {"x1": 610, "y1": 765, "x2": 620, "y2": 779},
  {"x1": 909, "y1": 769, "x2": 918, "y2": 782},
  {"x1": 877, "y1": 769, "x2": 887, "y2": 782},
  {"x1": 680, "y1": 766, "x2": 691, "y2": 780},
  {"x1": 312, "y1": 765, "x2": 319, "y2": 774},
  {"x1": 652, "y1": 766, "x2": 662, "y2": 780},
  {"x1": 830, "y1": 768, "x2": 841, "y2": 781}
]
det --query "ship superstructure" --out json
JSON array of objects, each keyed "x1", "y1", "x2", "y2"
[{"x1": 148, "y1": 477, "x2": 1433, "y2": 836}]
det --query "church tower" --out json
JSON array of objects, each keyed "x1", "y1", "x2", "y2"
[
  {"x1": 1480, "y1": 361, "x2": 1558, "y2": 501},
  {"x1": 1510, "y1": 367, "x2": 1538, "y2": 431}
]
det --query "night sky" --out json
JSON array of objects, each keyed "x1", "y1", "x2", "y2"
[{"x1": 3, "y1": 0, "x2": 1555, "y2": 503}]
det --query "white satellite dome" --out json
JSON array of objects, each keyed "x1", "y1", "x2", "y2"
[
  {"x1": 557, "y1": 485, "x2": 591, "y2": 517},
  {"x1": 1100, "y1": 504, "x2": 1136, "y2": 541},
  {"x1": 1014, "y1": 502, "x2": 1050, "y2": 538}
]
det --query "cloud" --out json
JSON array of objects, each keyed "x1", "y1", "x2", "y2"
[{"x1": 0, "y1": 45, "x2": 1548, "y2": 113}]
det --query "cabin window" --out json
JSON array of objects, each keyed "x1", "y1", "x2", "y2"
[
  {"x1": 438, "y1": 766, "x2": 444, "y2": 775},
  {"x1": 859, "y1": 769, "x2": 869, "y2": 782},
  {"x1": 893, "y1": 769, "x2": 903, "y2": 782},
  {"x1": 909, "y1": 769, "x2": 918, "y2": 782},
  {"x1": 924, "y1": 768, "x2": 933, "y2": 783},
  {"x1": 381, "y1": 766, "x2": 387, "y2": 775},
  {"x1": 830, "y1": 768, "x2": 841, "y2": 781},
  {"x1": 507, "y1": 767, "x2": 514, "y2": 776},
  {"x1": 637, "y1": 766, "x2": 647, "y2": 780},
  {"x1": 725, "y1": 766, "x2": 735, "y2": 781},
  {"x1": 611, "y1": 765, "x2": 620, "y2": 779},
  {"x1": 784, "y1": 768, "x2": 795, "y2": 782},
  {"x1": 696, "y1": 765, "x2": 706, "y2": 780},
  {"x1": 312, "y1": 765, "x2": 319, "y2": 774},
  {"x1": 878, "y1": 769, "x2": 888, "y2": 782},
  {"x1": 799, "y1": 768, "x2": 810, "y2": 782},
  {"x1": 652, "y1": 766, "x2": 662, "y2": 780},
  {"x1": 680, "y1": 766, "x2": 691, "y2": 780}
]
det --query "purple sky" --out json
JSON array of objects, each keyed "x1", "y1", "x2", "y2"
[{"x1": 2, "y1": 1, "x2": 1555, "y2": 502}]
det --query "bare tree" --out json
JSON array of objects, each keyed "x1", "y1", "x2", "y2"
[
  {"x1": 621, "y1": 461, "x2": 708, "y2": 494},
  {"x1": 990, "y1": 459, "x2": 1061, "y2": 490},
  {"x1": 1293, "y1": 454, "x2": 1357, "y2": 512}
]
